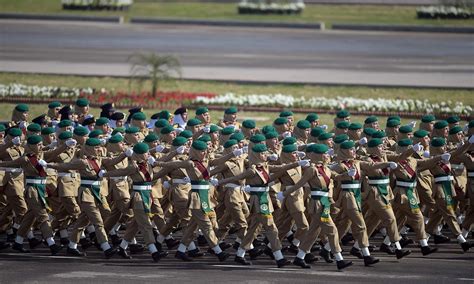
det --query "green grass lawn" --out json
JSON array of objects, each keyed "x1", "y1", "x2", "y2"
[{"x1": 0, "y1": 0, "x2": 473, "y2": 27}]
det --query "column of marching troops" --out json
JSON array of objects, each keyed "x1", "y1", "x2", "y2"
[{"x1": 0, "y1": 98, "x2": 473, "y2": 270}]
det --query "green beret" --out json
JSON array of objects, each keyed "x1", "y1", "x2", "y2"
[
  {"x1": 386, "y1": 119, "x2": 401, "y2": 128},
  {"x1": 15, "y1": 103, "x2": 29, "y2": 112},
  {"x1": 348, "y1": 123, "x2": 362, "y2": 130},
  {"x1": 372, "y1": 131, "x2": 386, "y2": 139},
  {"x1": 399, "y1": 125, "x2": 413, "y2": 134},
  {"x1": 282, "y1": 137, "x2": 297, "y2": 145},
  {"x1": 133, "y1": 142, "x2": 149, "y2": 154},
  {"x1": 336, "y1": 121, "x2": 351, "y2": 129},
  {"x1": 230, "y1": 132, "x2": 245, "y2": 142},
  {"x1": 364, "y1": 116, "x2": 378, "y2": 124},
  {"x1": 367, "y1": 138, "x2": 383, "y2": 148},
  {"x1": 198, "y1": 135, "x2": 211, "y2": 143},
  {"x1": 336, "y1": 109, "x2": 350, "y2": 118},
  {"x1": 421, "y1": 114, "x2": 436, "y2": 123},
  {"x1": 75, "y1": 98, "x2": 89, "y2": 107},
  {"x1": 8, "y1": 128, "x2": 22, "y2": 137},
  {"x1": 155, "y1": 119, "x2": 170, "y2": 128},
  {"x1": 242, "y1": 120, "x2": 256, "y2": 129},
  {"x1": 125, "y1": 126, "x2": 139, "y2": 134},
  {"x1": 73, "y1": 126, "x2": 88, "y2": 137},
  {"x1": 340, "y1": 140, "x2": 355, "y2": 149},
  {"x1": 179, "y1": 130, "x2": 193, "y2": 139},
  {"x1": 387, "y1": 115, "x2": 401, "y2": 122},
  {"x1": 58, "y1": 120, "x2": 72, "y2": 128},
  {"x1": 334, "y1": 134, "x2": 349, "y2": 144},
  {"x1": 261, "y1": 125, "x2": 276, "y2": 134},
  {"x1": 224, "y1": 107, "x2": 238, "y2": 115},
  {"x1": 209, "y1": 125, "x2": 219, "y2": 133},
  {"x1": 131, "y1": 112, "x2": 146, "y2": 121},
  {"x1": 310, "y1": 127, "x2": 324, "y2": 138},
  {"x1": 220, "y1": 127, "x2": 235, "y2": 135},
  {"x1": 397, "y1": 138, "x2": 413, "y2": 147},
  {"x1": 111, "y1": 127, "x2": 125, "y2": 135},
  {"x1": 160, "y1": 125, "x2": 175, "y2": 135},
  {"x1": 274, "y1": 117, "x2": 288, "y2": 125},
  {"x1": 363, "y1": 128, "x2": 377, "y2": 137},
  {"x1": 48, "y1": 101, "x2": 61, "y2": 109},
  {"x1": 318, "y1": 132, "x2": 333, "y2": 141},
  {"x1": 447, "y1": 116, "x2": 460, "y2": 124},
  {"x1": 172, "y1": 136, "x2": 188, "y2": 146},
  {"x1": 195, "y1": 107, "x2": 208, "y2": 116},
  {"x1": 187, "y1": 118, "x2": 202, "y2": 127},
  {"x1": 414, "y1": 129, "x2": 429, "y2": 138},
  {"x1": 41, "y1": 127, "x2": 55, "y2": 135},
  {"x1": 58, "y1": 131, "x2": 73, "y2": 140},
  {"x1": 95, "y1": 117, "x2": 109, "y2": 126},
  {"x1": 469, "y1": 120, "x2": 474, "y2": 129},
  {"x1": 434, "y1": 120, "x2": 448, "y2": 129},
  {"x1": 192, "y1": 140, "x2": 208, "y2": 151},
  {"x1": 265, "y1": 131, "x2": 278, "y2": 140},
  {"x1": 279, "y1": 111, "x2": 293, "y2": 118},
  {"x1": 250, "y1": 134, "x2": 266, "y2": 143},
  {"x1": 282, "y1": 144, "x2": 297, "y2": 153},
  {"x1": 252, "y1": 144, "x2": 267, "y2": 153},
  {"x1": 296, "y1": 120, "x2": 311, "y2": 129},
  {"x1": 224, "y1": 139, "x2": 238, "y2": 149},
  {"x1": 144, "y1": 133, "x2": 159, "y2": 143},
  {"x1": 86, "y1": 138, "x2": 101, "y2": 147},
  {"x1": 27, "y1": 123, "x2": 41, "y2": 132},
  {"x1": 449, "y1": 126, "x2": 463, "y2": 135},
  {"x1": 0, "y1": 124, "x2": 5, "y2": 132},
  {"x1": 27, "y1": 135, "x2": 42, "y2": 145},
  {"x1": 305, "y1": 113, "x2": 319, "y2": 122},
  {"x1": 431, "y1": 137, "x2": 446, "y2": 147},
  {"x1": 108, "y1": 134, "x2": 124, "y2": 144},
  {"x1": 88, "y1": 129, "x2": 103, "y2": 138},
  {"x1": 307, "y1": 143, "x2": 329, "y2": 154},
  {"x1": 158, "y1": 110, "x2": 171, "y2": 120}
]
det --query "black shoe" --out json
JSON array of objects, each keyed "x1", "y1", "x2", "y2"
[
  {"x1": 175, "y1": 251, "x2": 192, "y2": 261},
  {"x1": 364, "y1": 255, "x2": 380, "y2": 266},
  {"x1": 155, "y1": 242, "x2": 163, "y2": 252},
  {"x1": 421, "y1": 246, "x2": 438, "y2": 256},
  {"x1": 66, "y1": 247, "x2": 85, "y2": 257},
  {"x1": 380, "y1": 243, "x2": 395, "y2": 255},
  {"x1": 461, "y1": 241, "x2": 473, "y2": 252},
  {"x1": 433, "y1": 234, "x2": 450, "y2": 244},
  {"x1": 197, "y1": 235, "x2": 207, "y2": 246},
  {"x1": 252, "y1": 238, "x2": 265, "y2": 247},
  {"x1": 188, "y1": 248, "x2": 205, "y2": 257},
  {"x1": 287, "y1": 244, "x2": 299, "y2": 254},
  {"x1": 287, "y1": 234, "x2": 294, "y2": 244},
  {"x1": 249, "y1": 248, "x2": 264, "y2": 260},
  {"x1": 337, "y1": 260, "x2": 353, "y2": 270},
  {"x1": 368, "y1": 244, "x2": 375, "y2": 252},
  {"x1": 0, "y1": 242, "x2": 11, "y2": 250},
  {"x1": 49, "y1": 244, "x2": 63, "y2": 256},
  {"x1": 118, "y1": 247, "x2": 132, "y2": 259},
  {"x1": 219, "y1": 242, "x2": 232, "y2": 251},
  {"x1": 293, "y1": 257, "x2": 311, "y2": 269},
  {"x1": 234, "y1": 256, "x2": 251, "y2": 265},
  {"x1": 399, "y1": 235, "x2": 414, "y2": 248},
  {"x1": 276, "y1": 258, "x2": 291, "y2": 268},
  {"x1": 60, "y1": 237, "x2": 70, "y2": 246},
  {"x1": 349, "y1": 247, "x2": 363, "y2": 259},
  {"x1": 310, "y1": 243, "x2": 321, "y2": 252},
  {"x1": 304, "y1": 253, "x2": 318, "y2": 263},
  {"x1": 110, "y1": 235, "x2": 122, "y2": 246},
  {"x1": 6, "y1": 234, "x2": 16, "y2": 243},
  {"x1": 28, "y1": 238, "x2": 43, "y2": 249},
  {"x1": 79, "y1": 238, "x2": 92, "y2": 250},
  {"x1": 12, "y1": 242, "x2": 30, "y2": 253},
  {"x1": 263, "y1": 246, "x2": 275, "y2": 260},
  {"x1": 216, "y1": 251, "x2": 230, "y2": 262},
  {"x1": 104, "y1": 247, "x2": 117, "y2": 259},
  {"x1": 341, "y1": 233, "x2": 354, "y2": 246},
  {"x1": 319, "y1": 247, "x2": 334, "y2": 263},
  {"x1": 129, "y1": 244, "x2": 144, "y2": 254},
  {"x1": 165, "y1": 238, "x2": 180, "y2": 250},
  {"x1": 395, "y1": 249, "x2": 411, "y2": 259},
  {"x1": 232, "y1": 242, "x2": 240, "y2": 250},
  {"x1": 152, "y1": 251, "x2": 162, "y2": 262}
]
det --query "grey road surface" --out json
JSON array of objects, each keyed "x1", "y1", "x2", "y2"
[{"x1": 0, "y1": 20, "x2": 473, "y2": 88}]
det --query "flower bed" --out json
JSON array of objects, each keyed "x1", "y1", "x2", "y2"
[
  {"x1": 61, "y1": 0, "x2": 133, "y2": 11},
  {"x1": 238, "y1": 1, "x2": 305, "y2": 15},
  {"x1": 416, "y1": 6, "x2": 472, "y2": 19}
]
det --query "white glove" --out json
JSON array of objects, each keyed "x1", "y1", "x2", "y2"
[
  {"x1": 155, "y1": 145, "x2": 165, "y2": 153},
  {"x1": 147, "y1": 156, "x2": 156, "y2": 166},
  {"x1": 413, "y1": 143, "x2": 423, "y2": 152},
  {"x1": 163, "y1": 181, "x2": 170, "y2": 189},
  {"x1": 243, "y1": 185, "x2": 251, "y2": 193},
  {"x1": 463, "y1": 124, "x2": 469, "y2": 132},
  {"x1": 359, "y1": 137, "x2": 368, "y2": 145},
  {"x1": 277, "y1": 191, "x2": 285, "y2": 202},
  {"x1": 242, "y1": 146, "x2": 248, "y2": 154},
  {"x1": 183, "y1": 177, "x2": 191, "y2": 183},
  {"x1": 441, "y1": 153, "x2": 451, "y2": 162},
  {"x1": 469, "y1": 135, "x2": 474, "y2": 144},
  {"x1": 203, "y1": 126, "x2": 211, "y2": 133},
  {"x1": 298, "y1": 159, "x2": 311, "y2": 168},
  {"x1": 177, "y1": 146, "x2": 186, "y2": 154},
  {"x1": 210, "y1": 178, "x2": 219, "y2": 187},
  {"x1": 233, "y1": 148, "x2": 243, "y2": 157},
  {"x1": 388, "y1": 162, "x2": 398, "y2": 170},
  {"x1": 38, "y1": 159, "x2": 48, "y2": 168},
  {"x1": 319, "y1": 125, "x2": 328, "y2": 130},
  {"x1": 12, "y1": 136, "x2": 21, "y2": 146},
  {"x1": 282, "y1": 131, "x2": 292, "y2": 138},
  {"x1": 98, "y1": 169, "x2": 106, "y2": 178},
  {"x1": 409, "y1": 121, "x2": 417, "y2": 129},
  {"x1": 348, "y1": 168, "x2": 357, "y2": 177},
  {"x1": 125, "y1": 148, "x2": 134, "y2": 157},
  {"x1": 65, "y1": 139, "x2": 77, "y2": 148},
  {"x1": 268, "y1": 153, "x2": 279, "y2": 161},
  {"x1": 423, "y1": 150, "x2": 430, "y2": 158},
  {"x1": 296, "y1": 151, "x2": 306, "y2": 158},
  {"x1": 19, "y1": 121, "x2": 27, "y2": 129},
  {"x1": 99, "y1": 138, "x2": 107, "y2": 146},
  {"x1": 327, "y1": 148, "x2": 335, "y2": 157},
  {"x1": 48, "y1": 140, "x2": 58, "y2": 149}
]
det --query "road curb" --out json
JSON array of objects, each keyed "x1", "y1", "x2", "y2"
[
  {"x1": 0, "y1": 13, "x2": 122, "y2": 23},
  {"x1": 332, "y1": 23, "x2": 474, "y2": 33}
]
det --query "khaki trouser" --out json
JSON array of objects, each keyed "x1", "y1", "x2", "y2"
[
  {"x1": 426, "y1": 197, "x2": 462, "y2": 236},
  {"x1": 365, "y1": 190, "x2": 400, "y2": 242},
  {"x1": 336, "y1": 192, "x2": 369, "y2": 247},
  {"x1": 0, "y1": 194, "x2": 27, "y2": 229},
  {"x1": 393, "y1": 199, "x2": 427, "y2": 241},
  {"x1": 0, "y1": 193, "x2": 13, "y2": 231},
  {"x1": 151, "y1": 197, "x2": 166, "y2": 232},
  {"x1": 160, "y1": 206, "x2": 191, "y2": 237},
  {"x1": 276, "y1": 208, "x2": 309, "y2": 242},
  {"x1": 181, "y1": 209, "x2": 219, "y2": 248},
  {"x1": 241, "y1": 213, "x2": 282, "y2": 251},
  {"x1": 104, "y1": 198, "x2": 132, "y2": 234},
  {"x1": 17, "y1": 186, "x2": 53, "y2": 239},
  {"x1": 216, "y1": 200, "x2": 249, "y2": 241}
]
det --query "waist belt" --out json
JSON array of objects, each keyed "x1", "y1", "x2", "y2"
[
  {"x1": 451, "y1": 164, "x2": 464, "y2": 170},
  {"x1": 249, "y1": 186, "x2": 269, "y2": 193},
  {"x1": 172, "y1": 178, "x2": 189, "y2": 184},
  {"x1": 224, "y1": 183, "x2": 241, "y2": 189},
  {"x1": 341, "y1": 183, "x2": 361, "y2": 190},
  {"x1": 110, "y1": 176, "x2": 127, "y2": 181},
  {"x1": 368, "y1": 178, "x2": 390, "y2": 185},
  {"x1": 133, "y1": 184, "x2": 152, "y2": 191},
  {"x1": 468, "y1": 171, "x2": 474, "y2": 178},
  {"x1": 58, "y1": 172, "x2": 76, "y2": 178},
  {"x1": 25, "y1": 177, "x2": 46, "y2": 185},
  {"x1": 1, "y1": 167, "x2": 23, "y2": 173},
  {"x1": 191, "y1": 180, "x2": 210, "y2": 192},
  {"x1": 311, "y1": 190, "x2": 329, "y2": 197},
  {"x1": 396, "y1": 180, "x2": 417, "y2": 188},
  {"x1": 80, "y1": 179, "x2": 101, "y2": 186},
  {"x1": 434, "y1": 175, "x2": 454, "y2": 183}
]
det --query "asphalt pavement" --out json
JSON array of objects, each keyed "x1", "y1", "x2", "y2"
[{"x1": 1, "y1": 20, "x2": 473, "y2": 88}]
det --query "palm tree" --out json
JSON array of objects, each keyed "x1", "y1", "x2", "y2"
[{"x1": 128, "y1": 53, "x2": 182, "y2": 97}]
